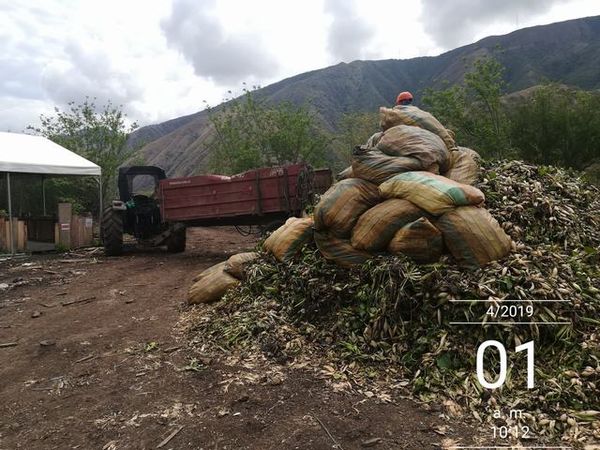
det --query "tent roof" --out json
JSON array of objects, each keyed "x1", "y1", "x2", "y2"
[{"x1": 0, "y1": 131, "x2": 101, "y2": 176}]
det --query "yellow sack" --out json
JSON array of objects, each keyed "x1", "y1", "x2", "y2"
[
  {"x1": 379, "y1": 171, "x2": 485, "y2": 216},
  {"x1": 351, "y1": 199, "x2": 425, "y2": 252},
  {"x1": 188, "y1": 263, "x2": 240, "y2": 304},
  {"x1": 365, "y1": 131, "x2": 383, "y2": 148},
  {"x1": 263, "y1": 217, "x2": 314, "y2": 262},
  {"x1": 388, "y1": 217, "x2": 443, "y2": 264},
  {"x1": 336, "y1": 166, "x2": 354, "y2": 180},
  {"x1": 192, "y1": 261, "x2": 227, "y2": 283},
  {"x1": 352, "y1": 146, "x2": 423, "y2": 185},
  {"x1": 443, "y1": 147, "x2": 481, "y2": 185},
  {"x1": 436, "y1": 206, "x2": 512, "y2": 269},
  {"x1": 314, "y1": 231, "x2": 372, "y2": 268},
  {"x1": 224, "y1": 252, "x2": 259, "y2": 280},
  {"x1": 314, "y1": 179, "x2": 380, "y2": 237},
  {"x1": 376, "y1": 125, "x2": 450, "y2": 173},
  {"x1": 379, "y1": 106, "x2": 456, "y2": 151}
]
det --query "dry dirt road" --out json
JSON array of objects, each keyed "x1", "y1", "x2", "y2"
[{"x1": 0, "y1": 227, "x2": 475, "y2": 450}]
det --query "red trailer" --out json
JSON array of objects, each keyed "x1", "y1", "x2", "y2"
[
  {"x1": 159, "y1": 164, "x2": 331, "y2": 228},
  {"x1": 102, "y1": 163, "x2": 332, "y2": 255}
]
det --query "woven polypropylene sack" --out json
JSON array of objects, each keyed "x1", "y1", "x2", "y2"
[
  {"x1": 351, "y1": 199, "x2": 426, "y2": 252},
  {"x1": 336, "y1": 166, "x2": 354, "y2": 180},
  {"x1": 192, "y1": 261, "x2": 227, "y2": 283},
  {"x1": 313, "y1": 178, "x2": 380, "y2": 237},
  {"x1": 224, "y1": 252, "x2": 259, "y2": 280},
  {"x1": 379, "y1": 171, "x2": 485, "y2": 216},
  {"x1": 379, "y1": 106, "x2": 456, "y2": 151},
  {"x1": 376, "y1": 125, "x2": 450, "y2": 173},
  {"x1": 352, "y1": 146, "x2": 423, "y2": 185},
  {"x1": 388, "y1": 217, "x2": 443, "y2": 264},
  {"x1": 263, "y1": 217, "x2": 314, "y2": 262},
  {"x1": 314, "y1": 231, "x2": 372, "y2": 268},
  {"x1": 187, "y1": 263, "x2": 240, "y2": 304},
  {"x1": 436, "y1": 206, "x2": 512, "y2": 269},
  {"x1": 365, "y1": 131, "x2": 384, "y2": 148},
  {"x1": 443, "y1": 147, "x2": 481, "y2": 185}
]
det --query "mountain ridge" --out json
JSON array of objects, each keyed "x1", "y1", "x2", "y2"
[{"x1": 129, "y1": 15, "x2": 600, "y2": 177}]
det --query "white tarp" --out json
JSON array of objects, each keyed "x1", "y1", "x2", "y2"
[{"x1": 0, "y1": 131, "x2": 101, "y2": 176}]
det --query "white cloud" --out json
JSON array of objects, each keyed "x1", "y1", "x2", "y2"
[
  {"x1": 0, "y1": 0, "x2": 599, "y2": 132},
  {"x1": 40, "y1": 41, "x2": 144, "y2": 108},
  {"x1": 161, "y1": 0, "x2": 279, "y2": 84},
  {"x1": 324, "y1": 0, "x2": 379, "y2": 62},
  {"x1": 420, "y1": 0, "x2": 600, "y2": 50}
]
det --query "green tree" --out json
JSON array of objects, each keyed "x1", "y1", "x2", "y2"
[
  {"x1": 27, "y1": 98, "x2": 138, "y2": 211},
  {"x1": 423, "y1": 56, "x2": 512, "y2": 158},
  {"x1": 207, "y1": 89, "x2": 330, "y2": 174},
  {"x1": 464, "y1": 57, "x2": 508, "y2": 152},
  {"x1": 510, "y1": 84, "x2": 600, "y2": 170},
  {"x1": 422, "y1": 83, "x2": 471, "y2": 142},
  {"x1": 333, "y1": 111, "x2": 380, "y2": 166}
]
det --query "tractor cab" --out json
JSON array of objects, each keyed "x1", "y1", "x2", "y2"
[
  {"x1": 116, "y1": 166, "x2": 166, "y2": 240},
  {"x1": 102, "y1": 166, "x2": 186, "y2": 256},
  {"x1": 117, "y1": 166, "x2": 166, "y2": 203}
]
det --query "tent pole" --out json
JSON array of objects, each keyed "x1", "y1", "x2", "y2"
[
  {"x1": 42, "y1": 175, "x2": 46, "y2": 216},
  {"x1": 98, "y1": 176, "x2": 103, "y2": 232},
  {"x1": 7, "y1": 172, "x2": 14, "y2": 254}
]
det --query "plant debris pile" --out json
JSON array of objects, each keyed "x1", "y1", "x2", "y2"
[{"x1": 187, "y1": 160, "x2": 600, "y2": 443}]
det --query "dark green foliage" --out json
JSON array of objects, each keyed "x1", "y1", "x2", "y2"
[
  {"x1": 333, "y1": 111, "x2": 380, "y2": 166},
  {"x1": 424, "y1": 57, "x2": 600, "y2": 174},
  {"x1": 510, "y1": 84, "x2": 600, "y2": 170},
  {"x1": 0, "y1": 173, "x2": 93, "y2": 217},
  {"x1": 24, "y1": 98, "x2": 138, "y2": 214},
  {"x1": 423, "y1": 56, "x2": 512, "y2": 158},
  {"x1": 207, "y1": 89, "x2": 331, "y2": 174}
]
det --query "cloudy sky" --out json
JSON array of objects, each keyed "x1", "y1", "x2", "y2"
[{"x1": 2, "y1": 0, "x2": 600, "y2": 132}]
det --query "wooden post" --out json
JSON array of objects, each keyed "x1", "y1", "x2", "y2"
[
  {"x1": 16, "y1": 219, "x2": 26, "y2": 251},
  {"x1": 84, "y1": 214, "x2": 93, "y2": 246},
  {"x1": 58, "y1": 203, "x2": 72, "y2": 249},
  {"x1": 7, "y1": 172, "x2": 14, "y2": 254},
  {"x1": 0, "y1": 217, "x2": 5, "y2": 251},
  {"x1": 70, "y1": 215, "x2": 78, "y2": 249}
]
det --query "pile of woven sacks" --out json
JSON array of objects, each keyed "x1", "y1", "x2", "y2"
[
  {"x1": 187, "y1": 105, "x2": 513, "y2": 304},
  {"x1": 263, "y1": 105, "x2": 513, "y2": 269}
]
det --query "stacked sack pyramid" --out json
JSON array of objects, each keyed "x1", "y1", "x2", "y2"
[
  {"x1": 188, "y1": 104, "x2": 514, "y2": 305},
  {"x1": 263, "y1": 104, "x2": 513, "y2": 269}
]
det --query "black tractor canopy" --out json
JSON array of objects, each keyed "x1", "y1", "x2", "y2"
[{"x1": 117, "y1": 166, "x2": 166, "y2": 202}]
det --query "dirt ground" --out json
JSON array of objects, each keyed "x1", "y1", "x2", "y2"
[{"x1": 0, "y1": 227, "x2": 477, "y2": 450}]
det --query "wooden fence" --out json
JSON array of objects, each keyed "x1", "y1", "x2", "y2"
[
  {"x1": 0, "y1": 214, "x2": 93, "y2": 253},
  {"x1": 0, "y1": 217, "x2": 28, "y2": 252}
]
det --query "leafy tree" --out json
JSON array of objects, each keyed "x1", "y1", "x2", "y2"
[
  {"x1": 510, "y1": 84, "x2": 600, "y2": 170},
  {"x1": 333, "y1": 111, "x2": 380, "y2": 166},
  {"x1": 464, "y1": 57, "x2": 508, "y2": 150},
  {"x1": 207, "y1": 89, "x2": 330, "y2": 174},
  {"x1": 27, "y1": 98, "x2": 137, "y2": 212},
  {"x1": 422, "y1": 83, "x2": 472, "y2": 143},
  {"x1": 423, "y1": 56, "x2": 512, "y2": 158}
]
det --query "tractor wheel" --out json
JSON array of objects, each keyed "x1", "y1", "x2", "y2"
[
  {"x1": 166, "y1": 225, "x2": 186, "y2": 253},
  {"x1": 101, "y1": 207, "x2": 124, "y2": 256}
]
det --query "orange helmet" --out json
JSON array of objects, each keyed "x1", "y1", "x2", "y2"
[{"x1": 396, "y1": 91, "x2": 413, "y2": 105}]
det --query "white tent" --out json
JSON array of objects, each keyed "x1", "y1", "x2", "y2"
[{"x1": 0, "y1": 131, "x2": 102, "y2": 253}]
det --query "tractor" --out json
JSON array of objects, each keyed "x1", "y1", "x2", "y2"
[
  {"x1": 101, "y1": 163, "x2": 333, "y2": 257},
  {"x1": 101, "y1": 166, "x2": 186, "y2": 256}
]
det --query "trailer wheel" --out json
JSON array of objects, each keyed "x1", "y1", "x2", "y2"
[
  {"x1": 166, "y1": 225, "x2": 186, "y2": 253},
  {"x1": 102, "y1": 207, "x2": 123, "y2": 256}
]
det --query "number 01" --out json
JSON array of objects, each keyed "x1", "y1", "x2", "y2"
[{"x1": 476, "y1": 340, "x2": 534, "y2": 389}]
